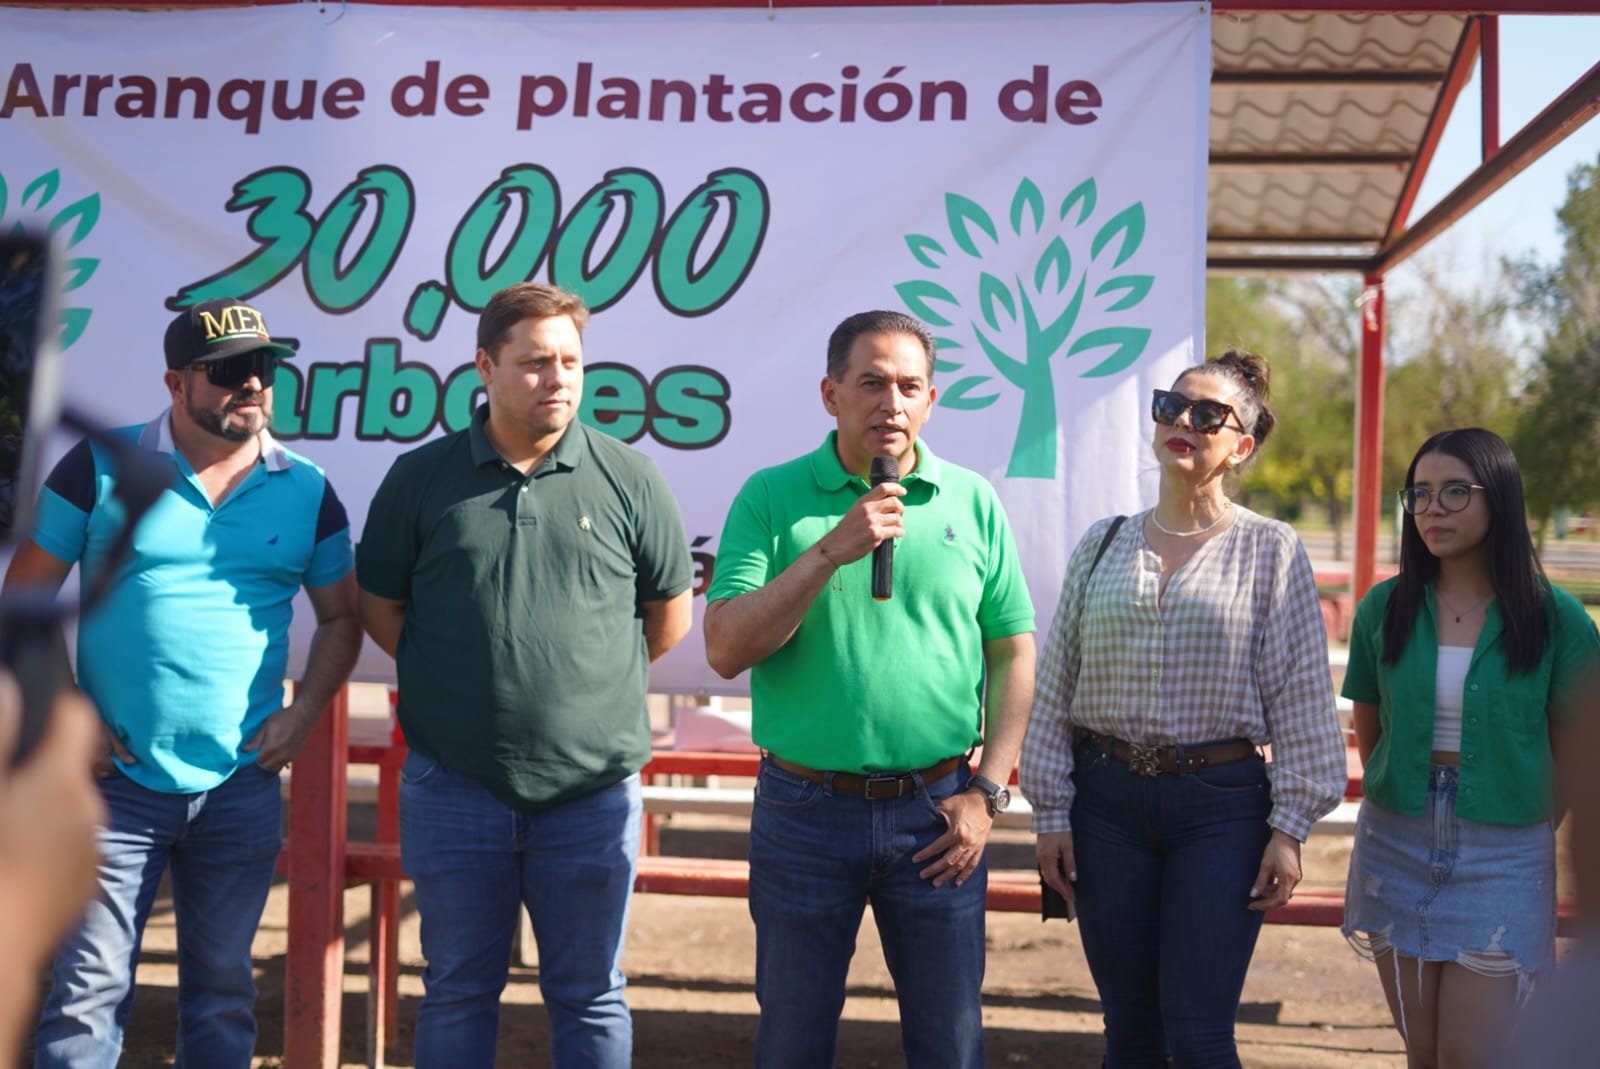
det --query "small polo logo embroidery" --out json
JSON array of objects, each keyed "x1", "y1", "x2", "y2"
[
  {"x1": 578, "y1": 516, "x2": 592, "y2": 531},
  {"x1": 944, "y1": 525, "x2": 956, "y2": 543}
]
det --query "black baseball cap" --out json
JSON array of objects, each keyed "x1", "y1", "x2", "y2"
[{"x1": 164, "y1": 298, "x2": 298, "y2": 370}]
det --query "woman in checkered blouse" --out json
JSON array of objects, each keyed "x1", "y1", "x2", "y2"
[{"x1": 1021, "y1": 350, "x2": 1348, "y2": 1068}]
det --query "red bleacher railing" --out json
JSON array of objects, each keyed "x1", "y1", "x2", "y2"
[{"x1": 281, "y1": 684, "x2": 1573, "y2": 1069}]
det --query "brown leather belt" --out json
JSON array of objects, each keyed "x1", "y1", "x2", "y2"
[
  {"x1": 768, "y1": 754, "x2": 967, "y2": 799},
  {"x1": 1072, "y1": 725, "x2": 1258, "y2": 777}
]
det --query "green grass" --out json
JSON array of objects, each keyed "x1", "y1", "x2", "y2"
[{"x1": 1558, "y1": 576, "x2": 1600, "y2": 602}]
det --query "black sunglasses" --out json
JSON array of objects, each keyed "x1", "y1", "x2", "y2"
[
  {"x1": 195, "y1": 350, "x2": 277, "y2": 389},
  {"x1": 1398, "y1": 483, "x2": 1486, "y2": 515},
  {"x1": 1151, "y1": 389, "x2": 1245, "y2": 435}
]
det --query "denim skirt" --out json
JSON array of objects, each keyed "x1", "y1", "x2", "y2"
[{"x1": 1342, "y1": 765, "x2": 1556, "y2": 984}]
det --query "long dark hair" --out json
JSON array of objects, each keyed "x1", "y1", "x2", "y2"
[{"x1": 1382, "y1": 428, "x2": 1548, "y2": 673}]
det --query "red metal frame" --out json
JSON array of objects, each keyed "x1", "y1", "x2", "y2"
[
  {"x1": 1212, "y1": 1, "x2": 1600, "y2": 10},
  {"x1": 1481, "y1": 15, "x2": 1502, "y2": 158},
  {"x1": 12, "y1": 1, "x2": 1594, "y2": 1060},
  {"x1": 12, "y1": 1, "x2": 1600, "y2": 9},
  {"x1": 1205, "y1": 255, "x2": 1372, "y2": 273},
  {"x1": 1353, "y1": 276, "x2": 1386, "y2": 602},
  {"x1": 1373, "y1": 57, "x2": 1600, "y2": 272},
  {"x1": 1383, "y1": 18, "x2": 1482, "y2": 242},
  {"x1": 284, "y1": 689, "x2": 348, "y2": 1069}
]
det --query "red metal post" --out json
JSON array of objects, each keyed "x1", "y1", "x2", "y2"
[
  {"x1": 285, "y1": 686, "x2": 350, "y2": 1069},
  {"x1": 368, "y1": 739, "x2": 403, "y2": 1067},
  {"x1": 1353, "y1": 276, "x2": 1386, "y2": 603},
  {"x1": 1481, "y1": 15, "x2": 1501, "y2": 158}
]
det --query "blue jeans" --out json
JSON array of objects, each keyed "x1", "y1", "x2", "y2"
[
  {"x1": 34, "y1": 763, "x2": 283, "y2": 1069},
  {"x1": 1071, "y1": 741, "x2": 1273, "y2": 1069},
  {"x1": 399, "y1": 754, "x2": 641, "y2": 1069},
  {"x1": 748, "y1": 757, "x2": 986, "y2": 1069}
]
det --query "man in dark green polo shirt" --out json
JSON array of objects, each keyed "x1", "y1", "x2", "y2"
[
  {"x1": 356, "y1": 282, "x2": 693, "y2": 1069},
  {"x1": 704, "y1": 310, "x2": 1036, "y2": 1069}
]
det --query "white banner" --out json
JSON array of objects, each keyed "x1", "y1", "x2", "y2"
[{"x1": 1, "y1": 2, "x2": 1209, "y2": 692}]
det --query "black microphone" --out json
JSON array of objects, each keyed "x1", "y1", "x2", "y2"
[{"x1": 870, "y1": 456, "x2": 898, "y2": 601}]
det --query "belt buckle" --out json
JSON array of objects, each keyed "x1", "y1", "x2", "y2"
[
  {"x1": 863, "y1": 772, "x2": 906, "y2": 800},
  {"x1": 1126, "y1": 743, "x2": 1161, "y2": 777}
]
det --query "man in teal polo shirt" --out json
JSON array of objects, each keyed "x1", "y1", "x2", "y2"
[
  {"x1": 705, "y1": 309, "x2": 1036, "y2": 1068},
  {"x1": 5, "y1": 297, "x2": 362, "y2": 1067},
  {"x1": 356, "y1": 282, "x2": 693, "y2": 1069}
]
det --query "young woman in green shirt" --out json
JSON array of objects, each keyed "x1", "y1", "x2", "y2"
[{"x1": 1341, "y1": 427, "x2": 1600, "y2": 1069}]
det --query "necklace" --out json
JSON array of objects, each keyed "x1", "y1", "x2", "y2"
[
  {"x1": 1149, "y1": 502, "x2": 1233, "y2": 537},
  {"x1": 1437, "y1": 590, "x2": 1493, "y2": 623}
]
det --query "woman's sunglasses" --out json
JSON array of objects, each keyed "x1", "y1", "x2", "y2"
[
  {"x1": 1398, "y1": 483, "x2": 1486, "y2": 515},
  {"x1": 194, "y1": 350, "x2": 278, "y2": 390},
  {"x1": 1151, "y1": 389, "x2": 1245, "y2": 435}
]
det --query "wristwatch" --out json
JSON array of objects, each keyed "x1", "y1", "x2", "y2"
[{"x1": 967, "y1": 774, "x2": 1011, "y2": 817}]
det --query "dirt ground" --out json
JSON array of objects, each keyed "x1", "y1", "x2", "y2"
[{"x1": 55, "y1": 821, "x2": 1435, "y2": 1069}]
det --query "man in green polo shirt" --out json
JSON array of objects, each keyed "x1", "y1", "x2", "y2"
[
  {"x1": 356, "y1": 282, "x2": 693, "y2": 1069},
  {"x1": 704, "y1": 309, "x2": 1036, "y2": 1069}
]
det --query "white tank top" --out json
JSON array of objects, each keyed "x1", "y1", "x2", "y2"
[{"x1": 1432, "y1": 645, "x2": 1473, "y2": 753}]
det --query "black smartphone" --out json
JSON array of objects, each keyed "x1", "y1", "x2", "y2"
[
  {"x1": 1038, "y1": 865, "x2": 1076, "y2": 922},
  {"x1": 0, "y1": 228, "x2": 62, "y2": 543},
  {"x1": 0, "y1": 227, "x2": 68, "y2": 767}
]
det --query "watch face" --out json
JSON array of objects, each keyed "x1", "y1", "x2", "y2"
[{"x1": 993, "y1": 786, "x2": 1011, "y2": 813}]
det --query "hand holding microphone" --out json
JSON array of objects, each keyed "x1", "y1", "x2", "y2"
[{"x1": 812, "y1": 458, "x2": 905, "y2": 578}]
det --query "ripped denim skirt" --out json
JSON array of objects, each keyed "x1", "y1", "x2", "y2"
[{"x1": 1342, "y1": 765, "x2": 1556, "y2": 993}]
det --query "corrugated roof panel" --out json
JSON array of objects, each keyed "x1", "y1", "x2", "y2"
[
  {"x1": 1212, "y1": 86, "x2": 1436, "y2": 155},
  {"x1": 1213, "y1": 12, "x2": 1466, "y2": 73},
  {"x1": 1210, "y1": 171, "x2": 1403, "y2": 241},
  {"x1": 1208, "y1": 12, "x2": 1469, "y2": 258}
]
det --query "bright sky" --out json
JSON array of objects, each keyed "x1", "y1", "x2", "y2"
[{"x1": 1398, "y1": 15, "x2": 1600, "y2": 281}]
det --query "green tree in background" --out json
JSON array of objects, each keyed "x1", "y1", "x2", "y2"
[
  {"x1": 1204, "y1": 155, "x2": 1600, "y2": 557},
  {"x1": 1382, "y1": 257, "x2": 1520, "y2": 493},
  {"x1": 1512, "y1": 153, "x2": 1600, "y2": 546},
  {"x1": 1206, "y1": 277, "x2": 1356, "y2": 558},
  {"x1": 1205, "y1": 261, "x2": 1518, "y2": 560}
]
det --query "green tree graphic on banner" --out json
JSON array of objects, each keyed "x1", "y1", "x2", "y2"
[
  {"x1": 896, "y1": 177, "x2": 1153, "y2": 479},
  {"x1": 0, "y1": 169, "x2": 100, "y2": 352}
]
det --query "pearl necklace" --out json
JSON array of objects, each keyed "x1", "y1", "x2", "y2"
[{"x1": 1149, "y1": 502, "x2": 1234, "y2": 537}]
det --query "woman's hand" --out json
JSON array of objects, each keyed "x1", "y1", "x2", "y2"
[
  {"x1": 1036, "y1": 830, "x2": 1077, "y2": 906},
  {"x1": 1248, "y1": 828, "x2": 1302, "y2": 911}
]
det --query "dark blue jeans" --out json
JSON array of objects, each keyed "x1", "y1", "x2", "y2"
[
  {"x1": 399, "y1": 755, "x2": 641, "y2": 1069},
  {"x1": 1071, "y1": 740, "x2": 1273, "y2": 1069},
  {"x1": 34, "y1": 763, "x2": 283, "y2": 1069},
  {"x1": 748, "y1": 758, "x2": 987, "y2": 1069}
]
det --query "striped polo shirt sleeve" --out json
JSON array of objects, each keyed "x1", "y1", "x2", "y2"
[
  {"x1": 30, "y1": 438, "x2": 99, "y2": 564},
  {"x1": 304, "y1": 478, "x2": 354, "y2": 588}
]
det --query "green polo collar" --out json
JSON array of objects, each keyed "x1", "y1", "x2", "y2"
[
  {"x1": 467, "y1": 404, "x2": 586, "y2": 473},
  {"x1": 807, "y1": 431, "x2": 943, "y2": 492}
]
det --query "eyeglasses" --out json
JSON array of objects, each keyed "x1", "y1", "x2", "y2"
[
  {"x1": 1398, "y1": 483, "x2": 1486, "y2": 515},
  {"x1": 1151, "y1": 389, "x2": 1245, "y2": 435},
  {"x1": 194, "y1": 350, "x2": 277, "y2": 390}
]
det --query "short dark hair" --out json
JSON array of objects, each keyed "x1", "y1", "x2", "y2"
[
  {"x1": 825, "y1": 311, "x2": 936, "y2": 381},
  {"x1": 1383, "y1": 427, "x2": 1549, "y2": 674},
  {"x1": 477, "y1": 283, "x2": 589, "y2": 360}
]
